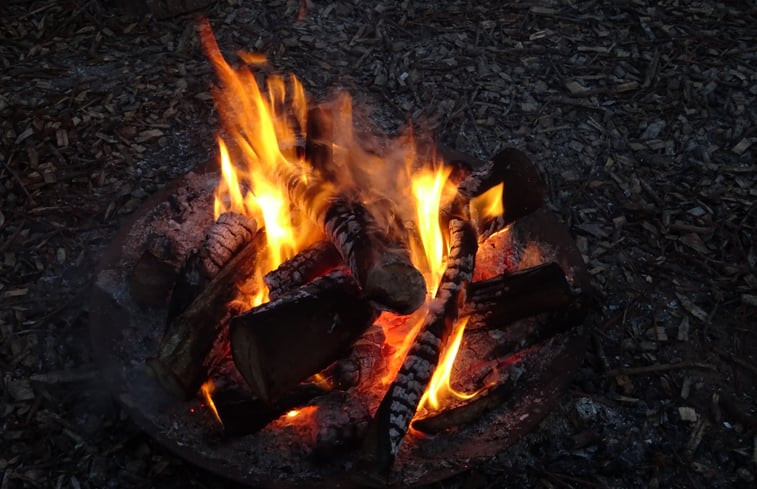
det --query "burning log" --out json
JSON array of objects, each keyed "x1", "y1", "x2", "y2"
[
  {"x1": 412, "y1": 372, "x2": 520, "y2": 434},
  {"x1": 321, "y1": 198, "x2": 426, "y2": 314},
  {"x1": 359, "y1": 218, "x2": 478, "y2": 480},
  {"x1": 329, "y1": 324, "x2": 387, "y2": 389},
  {"x1": 146, "y1": 229, "x2": 266, "y2": 400},
  {"x1": 458, "y1": 148, "x2": 545, "y2": 238},
  {"x1": 263, "y1": 240, "x2": 342, "y2": 300},
  {"x1": 167, "y1": 212, "x2": 257, "y2": 323},
  {"x1": 230, "y1": 269, "x2": 378, "y2": 403},
  {"x1": 466, "y1": 263, "x2": 575, "y2": 329}
]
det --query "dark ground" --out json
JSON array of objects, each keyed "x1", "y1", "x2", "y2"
[{"x1": 1, "y1": 1, "x2": 756, "y2": 488}]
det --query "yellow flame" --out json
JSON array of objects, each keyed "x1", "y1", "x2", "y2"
[
  {"x1": 200, "y1": 380, "x2": 222, "y2": 425},
  {"x1": 420, "y1": 316, "x2": 478, "y2": 410},
  {"x1": 469, "y1": 182, "x2": 504, "y2": 223},
  {"x1": 410, "y1": 165, "x2": 454, "y2": 295}
]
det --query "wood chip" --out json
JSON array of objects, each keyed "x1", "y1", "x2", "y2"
[
  {"x1": 679, "y1": 406, "x2": 698, "y2": 422},
  {"x1": 675, "y1": 293, "x2": 708, "y2": 322}
]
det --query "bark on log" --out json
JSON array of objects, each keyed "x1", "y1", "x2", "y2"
[
  {"x1": 465, "y1": 262, "x2": 574, "y2": 329},
  {"x1": 167, "y1": 212, "x2": 257, "y2": 323},
  {"x1": 230, "y1": 269, "x2": 378, "y2": 403},
  {"x1": 458, "y1": 148, "x2": 545, "y2": 239},
  {"x1": 146, "y1": 230, "x2": 266, "y2": 400},
  {"x1": 359, "y1": 218, "x2": 478, "y2": 480},
  {"x1": 322, "y1": 198, "x2": 426, "y2": 315},
  {"x1": 263, "y1": 240, "x2": 342, "y2": 300}
]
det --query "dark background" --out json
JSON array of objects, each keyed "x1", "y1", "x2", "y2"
[{"x1": 1, "y1": 1, "x2": 755, "y2": 488}]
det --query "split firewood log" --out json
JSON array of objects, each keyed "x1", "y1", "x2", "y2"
[
  {"x1": 358, "y1": 218, "x2": 478, "y2": 481},
  {"x1": 167, "y1": 212, "x2": 257, "y2": 323},
  {"x1": 146, "y1": 230, "x2": 266, "y2": 400},
  {"x1": 230, "y1": 268, "x2": 379, "y2": 403}
]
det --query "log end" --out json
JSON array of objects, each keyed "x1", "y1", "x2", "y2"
[{"x1": 364, "y1": 260, "x2": 427, "y2": 315}]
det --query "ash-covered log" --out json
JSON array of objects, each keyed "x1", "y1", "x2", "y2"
[
  {"x1": 458, "y1": 148, "x2": 545, "y2": 238},
  {"x1": 146, "y1": 230, "x2": 266, "y2": 400},
  {"x1": 230, "y1": 269, "x2": 378, "y2": 403},
  {"x1": 359, "y1": 218, "x2": 478, "y2": 481},
  {"x1": 167, "y1": 212, "x2": 257, "y2": 323},
  {"x1": 465, "y1": 262, "x2": 574, "y2": 329},
  {"x1": 263, "y1": 240, "x2": 342, "y2": 300}
]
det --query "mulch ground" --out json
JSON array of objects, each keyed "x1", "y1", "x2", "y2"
[{"x1": 1, "y1": 1, "x2": 755, "y2": 488}]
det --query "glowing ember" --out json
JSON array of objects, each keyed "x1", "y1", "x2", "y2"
[
  {"x1": 286, "y1": 409, "x2": 300, "y2": 418},
  {"x1": 200, "y1": 380, "x2": 222, "y2": 425}
]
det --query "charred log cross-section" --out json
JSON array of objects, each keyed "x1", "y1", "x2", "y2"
[
  {"x1": 263, "y1": 240, "x2": 342, "y2": 300},
  {"x1": 359, "y1": 218, "x2": 478, "y2": 481},
  {"x1": 230, "y1": 269, "x2": 378, "y2": 404},
  {"x1": 458, "y1": 148, "x2": 545, "y2": 238},
  {"x1": 167, "y1": 212, "x2": 257, "y2": 323},
  {"x1": 146, "y1": 230, "x2": 266, "y2": 400}
]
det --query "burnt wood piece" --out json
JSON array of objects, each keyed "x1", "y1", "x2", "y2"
[
  {"x1": 322, "y1": 198, "x2": 426, "y2": 314},
  {"x1": 230, "y1": 268, "x2": 379, "y2": 403},
  {"x1": 313, "y1": 393, "x2": 372, "y2": 461},
  {"x1": 263, "y1": 240, "x2": 342, "y2": 300},
  {"x1": 129, "y1": 247, "x2": 177, "y2": 306},
  {"x1": 359, "y1": 219, "x2": 478, "y2": 481},
  {"x1": 457, "y1": 148, "x2": 545, "y2": 238},
  {"x1": 146, "y1": 230, "x2": 266, "y2": 400},
  {"x1": 213, "y1": 384, "x2": 327, "y2": 436},
  {"x1": 412, "y1": 374, "x2": 518, "y2": 434},
  {"x1": 167, "y1": 212, "x2": 257, "y2": 323},
  {"x1": 329, "y1": 324, "x2": 387, "y2": 389},
  {"x1": 465, "y1": 262, "x2": 574, "y2": 329}
]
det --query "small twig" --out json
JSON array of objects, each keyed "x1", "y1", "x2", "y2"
[
  {"x1": 607, "y1": 362, "x2": 716, "y2": 377},
  {"x1": 714, "y1": 347, "x2": 757, "y2": 378}
]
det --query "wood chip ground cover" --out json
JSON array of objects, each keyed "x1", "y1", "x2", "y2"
[{"x1": 1, "y1": 1, "x2": 755, "y2": 488}]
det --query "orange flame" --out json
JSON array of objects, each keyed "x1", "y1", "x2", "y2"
[
  {"x1": 469, "y1": 182, "x2": 504, "y2": 224},
  {"x1": 200, "y1": 380, "x2": 222, "y2": 425},
  {"x1": 199, "y1": 20, "x2": 489, "y2": 412}
]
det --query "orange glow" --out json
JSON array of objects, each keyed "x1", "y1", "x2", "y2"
[
  {"x1": 419, "y1": 317, "x2": 480, "y2": 410},
  {"x1": 286, "y1": 409, "x2": 300, "y2": 418},
  {"x1": 237, "y1": 51, "x2": 267, "y2": 66},
  {"x1": 469, "y1": 182, "x2": 504, "y2": 224},
  {"x1": 200, "y1": 380, "x2": 222, "y2": 425}
]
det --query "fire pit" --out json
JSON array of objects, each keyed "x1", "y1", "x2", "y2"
[{"x1": 89, "y1": 21, "x2": 592, "y2": 489}]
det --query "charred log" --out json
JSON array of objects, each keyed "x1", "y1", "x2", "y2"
[
  {"x1": 328, "y1": 324, "x2": 387, "y2": 389},
  {"x1": 412, "y1": 374, "x2": 519, "y2": 434},
  {"x1": 167, "y1": 212, "x2": 257, "y2": 323},
  {"x1": 213, "y1": 383, "x2": 328, "y2": 436},
  {"x1": 230, "y1": 269, "x2": 378, "y2": 403},
  {"x1": 263, "y1": 240, "x2": 342, "y2": 300},
  {"x1": 458, "y1": 148, "x2": 545, "y2": 238},
  {"x1": 312, "y1": 393, "x2": 372, "y2": 461},
  {"x1": 322, "y1": 198, "x2": 426, "y2": 314},
  {"x1": 466, "y1": 263, "x2": 574, "y2": 329},
  {"x1": 146, "y1": 230, "x2": 266, "y2": 400},
  {"x1": 359, "y1": 219, "x2": 478, "y2": 480}
]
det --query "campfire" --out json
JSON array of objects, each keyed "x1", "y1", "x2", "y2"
[{"x1": 91, "y1": 20, "x2": 591, "y2": 488}]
